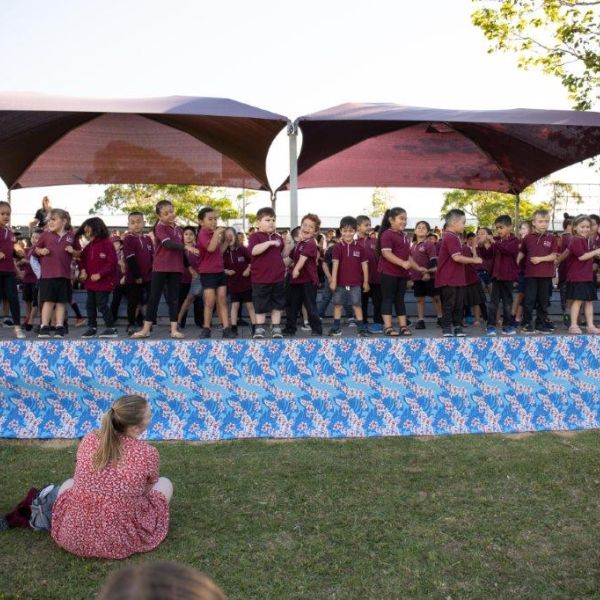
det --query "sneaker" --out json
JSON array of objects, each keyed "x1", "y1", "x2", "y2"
[
  {"x1": 54, "y1": 326, "x2": 66, "y2": 338},
  {"x1": 486, "y1": 325, "x2": 497, "y2": 336},
  {"x1": 442, "y1": 328, "x2": 454, "y2": 337},
  {"x1": 3, "y1": 318, "x2": 14, "y2": 327},
  {"x1": 272, "y1": 326, "x2": 283, "y2": 339},
  {"x1": 544, "y1": 320, "x2": 555, "y2": 331},
  {"x1": 300, "y1": 321, "x2": 311, "y2": 331},
  {"x1": 501, "y1": 326, "x2": 517, "y2": 335},
  {"x1": 230, "y1": 325, "x2": 238, "y2": 335},
  {"x1": 199, "y1": 327, "x2": 211, "y2": 339},
  {"x1": 454, "y1": 327, "x2": 466, "y2": 337},
  {"x1": 347, "y1": 318, "x2": 357, "y2": 328},
  {"x1": 24, "y1": 323, "x2": 33, "y2": 332},
  {"x1": 99, "y1": 328, "x2": 118, "y2": 338},
  {"x1": 437, "y1": 317, "x2": 443, "y2": 328},
  {"x1": 328, "y1": 327, "x2": 342, "y2": 337},
  {"x1": 81, "y1": 328, "x2": 97, "y2": 339},
  {"x1": 521, "y1": 323, "x2": 536, "y2": 334},
  {"x1": 358, "y1": 328, "x2": 370, "y2": 337},
  {"x1": 222, "y1": 327, "x2": 237, "y2": 339},
  {"x1": 415, "y1": 320, "x2": 426, "y2": 330},
  {"x1": 38, "y1": 325, "x2": 51, "y2": 338},
  {"x1": 14, "y1": 328, "x2": 26, "y2": 340},
  {"x1": 537, "y1": 324, "x2": 553, "y2": 334},
  {"x1": 368, "y1": 323, "x2": 384, "y2": 334},
  {"x1": 253, "y1": 326, "x2": 266, "y2": 339}
]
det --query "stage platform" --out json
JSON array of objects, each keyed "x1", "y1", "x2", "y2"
[{"x1": 1, "y1": 325, "x2": 599, "y2": 440}]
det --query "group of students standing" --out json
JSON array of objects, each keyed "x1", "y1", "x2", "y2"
[{"x1": 1, "y1": 197, "x2": 599, "y2": 340}]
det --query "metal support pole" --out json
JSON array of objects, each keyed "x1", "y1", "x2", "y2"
[
  {"x1": 6, "y1": 189, "x2": 11, "y2": 205},
  {"x1": 514, "y1": 192, "x2": 520, "y2": 230},
  {"x1": 288, "y1": 120, "x2": 299, "y2": 229},
  {"x1": 241, "y1": 188, "x2": 246, "y2": 234}
]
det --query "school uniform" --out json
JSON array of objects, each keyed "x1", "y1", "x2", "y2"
[
  {"x1": 410, "y1": 240, "x2": 438, "y2": 298},
  {"x1": 566, "y1": 235, "x2": 597, "y2": 301},
  {"x1": 197, "y1": 228, "x2": 227, "y2": 289},
  {"x1": 21, "y1": 247, "x2": 39, "y2": 308},
  {"x1": 357, "y1": 236, "x2": 383, "y2": 325},
  {"x1": 483, "y1": 235, "x2": 519, "y2": 327},
  {"x1": 123, "y1": 232, "x2": 154, "y2": 328},
  {"x1": 34, "y1": 230, "x2": 76, "y2": 304},
  {"x1": 248, "y1": 231, "x2": 286, "y2": 314},
  {"x1": 378, "y1": 229, "x2": 411, "y2": 317},
  {"x1": 0, "y1": 225, "x2": 20, "y2": 323},
  {"x1": 435, "y1": 231, "x2": 466, "y2": 331},
  {"x1": 224, "y1": 246, "x2": 252, "y2": 304},
  {"x1": 557, "y1": 232, "x2": 573, "y2": 312}
]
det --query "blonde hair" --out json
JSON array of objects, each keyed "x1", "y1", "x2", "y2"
[
  {"x1": 49, "y1": 208, "x2": 72, "y2": 231},
  {"x1": 94, "y1": 395, "x2": 148, "y2": 471},
  {"x1": 98, "y1": 561, "x2": 227, "y2": 600}
]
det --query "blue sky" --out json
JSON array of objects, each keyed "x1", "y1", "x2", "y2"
[{"x1": 1, "y1": 0, "x2": 598, "y2": 227}]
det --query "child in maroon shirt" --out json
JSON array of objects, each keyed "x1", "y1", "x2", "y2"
[
  {"x1": 435, "y1": 210, "x2": 483, "y2": 337},
  {"x1": 556, "y1": 214, "x2": 574, "y2": 326},
  {"x1": 463, "y1": 233, "x2": 488, "y2": 328},
  {"x1": 248, "y1": 207, "x2": 293, "y2": 339},
  {"x1": 223, "y1": 226, "x2": 255, "y2": 335},
  {"x1": 77, "y1": 217, "x2": 118, "y2": 338},
  {"x1": 123, "y1": 212, "x2": 154, "y2": 334},
  {"x1": 517, "y1": 209, "x2": 558, "y2": 334},
  {"x1": 132, "y1": 200, "x2": 199, "y2": 339},
  {"x1": 565, "y1": 215, "x2": 600, "y2": 334},
  {"x1": 356, "y1": 215, "x2": 384, "y2": 333},
  {"x1": 283, "y1": 214, "x2": 323, "y2": 337},
  {"x1": 34, "y1": 208, "x2": 76, "y2": 338},
  {"x1": 0, "y1": 201, "x2": 25, "y2": 338},
  {"x1": 197, "y1": 207, "x2": 234, "y2": 339},
  {"x1": 177, "y1": 226, "x2": 203, "y2": 329}
]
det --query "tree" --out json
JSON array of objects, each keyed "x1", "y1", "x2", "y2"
[
  {"x1": 440, "y1": 187, "x2": 549, "y2": 226},
  {"x1": 90, "y1": 184, "x2": 239, "y2": 224},
  {"x1": 472, "y1": 1, "x2": 600, "y2": 110},
  {"x1": 366, "y1": 188, "x2": 394, "y2": 217}
]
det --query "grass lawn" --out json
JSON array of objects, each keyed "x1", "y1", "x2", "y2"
[{"x1": 2, "y1": 432, "x2": 600, "y2": 599}]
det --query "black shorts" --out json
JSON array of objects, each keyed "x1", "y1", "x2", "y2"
[
  {"x1": 230, "y1": 289, "x2": 253, "y2": 304},
  {"x1": 200, "y1": 272, "x2": 228, "y2": 290},
  {"x1": 38, "y1": 278, "x2": 71, "y2": 304},
  {"x1": 22, "y1": 282, "x2": 38, "y2": 305},
  {"x1": 412, "y1": 280, "x2": 439, "y2": 298},
  {"x1": 252, "y1": 281, "x2": 286, "y2": 314}
]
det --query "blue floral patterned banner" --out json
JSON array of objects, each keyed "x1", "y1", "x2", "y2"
[{"x1": 1, "y1": 336, "x2": 599, "y2": 440}]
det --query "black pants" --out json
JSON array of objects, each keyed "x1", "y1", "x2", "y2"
[
  {"x1": 146, "y1": 272, "x2": 181, "y2": 323},
  {"x1": 125, "y1": 282, "x2": 151, "y2": 326},
  {"x1": 380, "y1": 274, "x2": 407, "y2": 316},
  {"x1": 286, "y1": 283, "x2": 322, "y2": 334},
  {"x1": 523, "y1": 277, "x2": 552, "y2": 327},
  {"x1": 362, "y1": 283, "x2": 383, "y2": 324},
  {"x1": 110, "y1": 284, "x2": 126, "y2": 321},
  {"x1": 86, "y1": 290, "x2": 114, "y2": 328},
  {"x1": 440, "y1": 286, "x2": 464, "y2": 329},
  {"x1": 487, "y1": 280, "x2": 513, "y2": 326},
  {"x1": 0, "y1": 272, "x2": 20, "y2": 323}
]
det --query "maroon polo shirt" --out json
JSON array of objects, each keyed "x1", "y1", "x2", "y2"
[
  {"x1": 197, "y1": 228, "x2": 224, "y2": 274},
  {"x1": 410, "y1": 240, "x2": 436, "y2": 281},
  {"x1": 248, "y1": 231, "x2": 285, "y2": 285},
  {"x1": 153, "y1": 223, "x2": 184, "y2": 274},
  {"x1": 290, "y1": 238, "x2": 319, "y2": 286},
  {"x1": 477, "y1": 245, "x2": 493, "y2": 273},
  {"x1": 181, "y1": 252, "x2": 201, "y2": 285},
  {"x1": 520, "y1": 232, "x2": 558, "y2": 278},
  {"x1": 0, "y1": 226, "x2": 16, "y2": 272},
  {"x1": 557, "y1": 233, "x2": 572, "y2": 284},
  {"x1": 22, "y1": 248, "x2": 38, "y2": 283},
  {"x1": 224, "y1": 246, "x2": 252, "y2": 293},
  {"x1": 490, "y1": 235, "x2": 519, "y2": 282},
  {"x1": 377, "y1": 229, "x2": 411, "y2": 278},
  {"x1": 356, "y1": 236, "x2": 380, "y2": 285},
  {"x1": 123, "y1": 232, "x2": 154, "y2": 284},
  {"x1": 463, "y1": 245, "x2": 480, "y2": 286},
  {"x1": 35, "y1": 230, "x2": 75, "y2": 279},
  {"x1": 332, "y1": 240, "x2": 367, "y2": 287},
  {"x1": 567, "y1": 236, "x2": 595, "y2": 282},
  {"x1": 80, "y1": 237, "x2": 118, "y2": 292},
  {"x1": 435, "y1": 231, "x2": 466, "y2": 288}
]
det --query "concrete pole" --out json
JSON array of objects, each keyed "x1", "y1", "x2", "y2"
[{"x1": 288, "y1": 120, "x2": 299, "y2": 229}]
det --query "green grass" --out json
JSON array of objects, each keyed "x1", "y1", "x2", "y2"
[{"x1": 2, "y1": 433, "x2": 600, "y2": 599}]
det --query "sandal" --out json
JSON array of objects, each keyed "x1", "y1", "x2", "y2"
[
  {"x1": 384, "y1": 327, "x2": 399, "y2": 336},
  {"x1": 568, "y1": 325, "x2": 582, "y2": 335},
  {"x1": 131, "y1": 330, "x2": 151, "y2": 339},
  {"x1": 399, "y1": 326, "x2": 412, "y2": 336},
  {"x1": 170, "y1": 330, "x2": 185, "y2": 339},
  {"x1": 586, "y1": 325, "x2": 600, "y2": 334}
]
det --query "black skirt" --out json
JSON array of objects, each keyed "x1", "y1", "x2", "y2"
[
  {"x1": 463, "y1": 281, "x2": 486, "y2": 306},
  {"x1": 566, "y1": 281, "x2": 597, "y2": 301}
]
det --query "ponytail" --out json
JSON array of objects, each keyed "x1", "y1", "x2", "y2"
[
  {"x1": 377, "y1": 207, "x2": 406, "y2": 254},
  {"x1": 93, "y1": 395, "x2": 149, "y2": 470}
]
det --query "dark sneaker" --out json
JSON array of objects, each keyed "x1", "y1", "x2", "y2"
[
  {"x1": 230, "y1": 325, "x2": 238, "y2": 335},
  {"x1": 442, "y1": 328, "x2": 454, "y2": 337},
  {"x1": 486, "y1": 325, "x2": 497, "y2": 336},
  {"x1": 358, "y1": 328, "x2": 370, "y2": 337},
  {"x1": 253, "y1": 326, "x2": 266, "y2": 339},
  {"x1": 537, "y1": 324, "x2": 553, "y2": 334},
  {"x1": 38, "y1": 325, "x2": 51, "y2": 338},
  {"x1": 81, "y1": 328, "x2": 97, "y2": 339},
  {"x1": 437, "y1": 317, "x2": 443, "y2": 328},
  {"x1": 24, "y1": 323, "x2": 33, "y2": 332},
  {"x1": 3, "y1": 318, "x2": 14, "y2": 327},
  {"x1": 328, "y1": 327, "x2": 342, "y2": 337},
  {"x1": 99, "y1": 328, "x2": 118, "y2": 338},
  {"x1": 272, "y1": 326, "x2": 283, "y2": 339},
  {"x1": 544, "y1": 320, "x2": 555, "y2": 331},
  {"x1": 199, "y1": 328, "x2": 211, "y2": 339},
  {"x1": 54, "y1": 326, "x2": 66, "y2": 338},
  {"x1": 454, "y1": 327, "x2": 466, "y2": 337},
  {"x1": 222, "y1": 327, "x2": 237, "y2": 339},
  {"x1": 415, "y1": 320, "x2": 426, "y2": 330},
  {"x1": 521, "y1": 323, "x2": 536, "y2": 334},
  {"x1": 281, "y1": 327, "x2": 296, "y2": 337},
  {"x1": 501, "y1": 326, "x2": 517, "y2": 335}
]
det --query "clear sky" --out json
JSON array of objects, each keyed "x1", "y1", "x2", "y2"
[{"x1": 1, "y1": 0, "x2": 598, "y2": 227}]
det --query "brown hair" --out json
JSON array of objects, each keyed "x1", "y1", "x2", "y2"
[
  {"x1": 301, "y1": 213, "x2": 321, "y2": 231},
  {"x1": 49, "y1": 208, "x2": 72, "y2": 231},
  {"x1": 93, "y1": 395, "x2": 149, "y2": 471},
  {"x1": 572, "y1": 214, "x2": 591, "y2": 231},
  {"x1": 256, "y1": 206, "x2": 275, "y2": 220},
  {"x1": 98, "y1": 561, "x2": 227, "y2": 600}
]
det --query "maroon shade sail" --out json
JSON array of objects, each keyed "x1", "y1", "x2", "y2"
[
  {"x1": 0, "y1": 93, "x2": 288, "y2": 191},
  {"x1": 280, "y1": 103, "x2": 600, "y2": 193}
]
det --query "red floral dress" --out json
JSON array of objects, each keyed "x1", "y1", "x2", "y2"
[{"x1": 51, "y1": 432, "x2": 170, "y2": 559}]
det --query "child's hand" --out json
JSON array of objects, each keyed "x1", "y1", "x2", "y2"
[
  {"x1": 271, "y1": 240, "x2": 281, "y2": 248},
  {"x1": 243, "y1": 268, "x2": 251, "y2": 277},
  {"x1": 422, "y1": 272, "x2": 430, "y2": 281},
  {"x1": 225, "y1": 269, "x2": 236, "y2": 276},
  {"x1": 65, "y1": 245, "x2": 74, "y2": 254},
  {"x1": 0, "y1": 252, "x2": 4, "y2": 260},
  {"x1": 36, "y1": 247, "x2": 50, "y2": 256},
  {"x1": 187, "y1": 247, "x2": 200, "y2": 256},
  {"x1": 120, "y1": 276, "x2": 125, "y2": 285},
  {"x1": 363, "y1": 282, "x2": 370, "y2": 293},
  {"x1": 329, "y1": 281, "x2": 336, "y2": 292},
  {"x1": 292, "y1": 268, "x2": 300, "y2": 279},
  {"x1": 90, "y1": 273, "x2": 101, "y2": 282},
  {"x1": 473, "y1": 256, "x2": 483, "y2": 265},
  {"x1": 530, "y1": 256, "x2": 541, "y2": 264},
  {"x1": 79, "y1": 270, "x2": 88, "y2": 281}
]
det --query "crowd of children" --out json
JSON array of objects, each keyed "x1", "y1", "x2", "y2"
[{"x1": 1, "y1": 198, "x2": 599, "y2": 340}]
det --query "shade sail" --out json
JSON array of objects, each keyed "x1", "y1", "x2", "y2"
[
  {"x1": 280, "y1": 103, "x2": 600, "y2": 193},
  {"x1": 0, "y1": 93, "x2": 288, "y2": 191}
]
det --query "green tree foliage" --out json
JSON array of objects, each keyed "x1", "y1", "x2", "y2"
[
  {"x1": 366, "y1": 188, "x2": 394, "y2": 217},
  {"x1": 472, "y1": 0, "x2": 600, "y2": 109},
  {"x1": 441, "y1": 187, "x2": 549, "y2": 226},
  {"x1": 90, "y1": 184, "x2": 239, "y2": 224}
]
